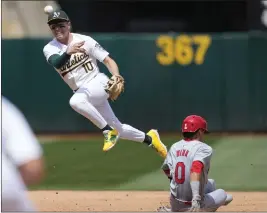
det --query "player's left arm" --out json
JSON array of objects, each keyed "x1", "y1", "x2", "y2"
[{"x1": 103, "y1": 56, "x2": 120, "y2": 76}]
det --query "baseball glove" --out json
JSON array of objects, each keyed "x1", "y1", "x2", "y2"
[{"x1": 105, "y1": 75, "x2": 125, "y2": 101}]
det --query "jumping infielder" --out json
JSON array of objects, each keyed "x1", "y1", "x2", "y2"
[
  {"x1": 159, "y1": 115, "x2": 233, "y2": 212},
  {"x1": 42, "y1": 8, "x2": 167, "y2": 158},
  {"x1": 2, "y1": 96, "x2": 45, "y2": 211}
]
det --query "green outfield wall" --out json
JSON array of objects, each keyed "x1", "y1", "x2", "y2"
[{"x1": 2, "y1": 32, "x2": 267, "y2": 133}]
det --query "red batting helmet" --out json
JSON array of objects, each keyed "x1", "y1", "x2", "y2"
[{"x1": 181, "y1": 115, "x2": 209, "y2": 133}]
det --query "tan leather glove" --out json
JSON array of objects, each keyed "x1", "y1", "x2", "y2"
[{"x1": 105, "y1": 75, "x2": 125, "y2": 101}]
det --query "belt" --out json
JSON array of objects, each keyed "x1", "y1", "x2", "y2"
[{"x1": 171, "y1": 194, "x2": 192, "y2": 205}]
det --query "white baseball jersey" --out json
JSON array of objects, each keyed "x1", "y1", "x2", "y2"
[
  {"x1": 43, "y1": 33, "x2": 109, "y2": 91},
  {"x1": 162, "y1": 140, "x2": 213, "y2": 202},
  {"x1": 2, "y1": 96, "x2": 43, "y2": 211}
]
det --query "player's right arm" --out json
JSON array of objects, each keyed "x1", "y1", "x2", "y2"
[
  {"x1": 43, "y1": 42, "x2": 85, "y2": 69},
  {"x1": 189, "y1": 145, "x2": 212, "y2": 210}
]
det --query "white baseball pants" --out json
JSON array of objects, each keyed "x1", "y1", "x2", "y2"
[
  {"x1": 170, "y1": 179, "x2": 229, "y2": 212},
  {"x1": 69, "y1": 72, "x2": 145, "y2": 142}
]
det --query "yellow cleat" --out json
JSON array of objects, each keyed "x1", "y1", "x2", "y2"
[
  {"x1": 103, "y1": 129, "x2": 120, "y2": 152},
  {"x1": 147, "y1": 129, "x2": 167, "y2": 158}
]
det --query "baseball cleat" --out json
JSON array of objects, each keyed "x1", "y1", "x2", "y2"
[
  {"x1": 147, "y1": 129, "x2": 167, "y2": 158},
  {"x1": 156, "y1": 206, "x2": 171, "y2": 212},
  {"x1": 224, "y1": 194, "x2": 233, "y2": 206},
  {"x1": 103, "y1": 129, "x2": 120, "y2": 152}
]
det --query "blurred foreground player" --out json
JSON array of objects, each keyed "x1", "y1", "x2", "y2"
[
  {"x1": 158, "y1": 115, "x2": 233, "y2": 212},
  {"x1": 2, "y1": 96, "x2": 45, "y2": 211}
]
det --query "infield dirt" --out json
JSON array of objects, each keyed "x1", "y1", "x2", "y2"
[{"x1": 28, "y1": 191, "x2": 267, "y2": 212}]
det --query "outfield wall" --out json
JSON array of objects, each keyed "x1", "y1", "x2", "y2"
[{"x1": 2, "y1": 32, "x2": 267, "y2": 133}]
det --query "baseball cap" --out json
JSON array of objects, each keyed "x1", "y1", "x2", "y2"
[{"x1": 47, "y1": 10, "x2": 70, "y2": 25}]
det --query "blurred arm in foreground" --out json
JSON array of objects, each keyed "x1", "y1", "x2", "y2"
[{"x1": 2, "y1": 96, "x2": 45, "y2": 211}]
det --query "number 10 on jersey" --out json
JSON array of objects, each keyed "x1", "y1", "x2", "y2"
[{"x1": 82, "y1": 61, "x2": 94, "y2": 73}]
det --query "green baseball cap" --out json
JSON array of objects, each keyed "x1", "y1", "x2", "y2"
[{"x1": 47, "y1": 10, "x2": 70, "y2": 25}]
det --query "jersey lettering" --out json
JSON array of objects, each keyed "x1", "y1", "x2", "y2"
[
  {"x1": 176, "y1": 149, "x2": 189, "y2": 157},
  {"x1": 60, "y1": 53, "x2": 91, "y2": 76}
]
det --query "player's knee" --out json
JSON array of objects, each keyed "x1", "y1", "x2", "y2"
[
  {"x1": 69, "y1": 95, "x2": 82, "y2": 111},
  {"x1": 208, "y1": 179, "x2": 216, "y2": 190},
  {"x1": 216, "y1": 189, "x2": 227, "y2": 206}
]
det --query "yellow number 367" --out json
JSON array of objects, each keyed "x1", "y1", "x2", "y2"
[{"x1": 156, "y1": 34, "x2": 211, "y2": 66}]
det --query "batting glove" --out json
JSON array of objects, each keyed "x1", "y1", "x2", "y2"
[{"x1": 189, "y1": 199, "x2": 202, "y2": 212}]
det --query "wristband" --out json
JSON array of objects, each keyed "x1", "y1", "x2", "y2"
[{"x1": 190, "y1": 181, "x2": 201, "y2": 200}]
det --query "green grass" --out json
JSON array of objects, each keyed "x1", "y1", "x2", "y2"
[
  {"x1": 208, "y1": 136, "x2": 267, "y2": 191},
  {"x1": 30, "y1": 135, "x2": 267, "y2": 191}
]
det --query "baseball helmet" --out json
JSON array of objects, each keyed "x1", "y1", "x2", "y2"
[{"x1": 181, "y1": 115, "x2": 209, "y2": 133}]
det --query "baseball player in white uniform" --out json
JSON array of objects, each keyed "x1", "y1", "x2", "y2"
[
  {"x1": 42, "y1": 8, "x2": 167, "y2": 158},
  {"x1": 159, "y1": 115, "x2": 233, "y2": 212},
  {"x1": 2, "y1": 96, "x2": 45, "y2": 211}
]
